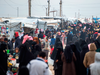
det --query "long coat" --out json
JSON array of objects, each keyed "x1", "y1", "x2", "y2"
[{"x1": 61, "y1": 53, "x2": 76, "y2": 75}]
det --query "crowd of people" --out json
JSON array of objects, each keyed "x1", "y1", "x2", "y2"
[{"x1": 0, "y1": 23, "x2": 100, "y2": 75}]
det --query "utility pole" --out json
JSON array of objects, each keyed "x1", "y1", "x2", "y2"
[
  {"x1": 47, "y1": 0, "x2": 50, "y2": 16},
  {"x1": 60, "y1": 0, "x2": 62, "y2": 17},
  {"x1": 78, "y1": 9, "x2": 80, "y2": 19},
  {"x1": 17, "y1": 7, "x2": 19, "y2": 17},
  {"x1": 96, "y1": 16, "x2": 97, "y2": 21},
  {"x1": 92, "y1": 15, "x2": 93, "y2": 23},
  {"x1": 28, "y1": 0, "x2": 31, "y2": 17},
  {"x1": 46, "y1": 8, "x2": 47, "y2": 16}
]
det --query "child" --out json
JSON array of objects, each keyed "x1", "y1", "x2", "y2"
[
  {"x1": 43, "y1": 38, "x2": 49, "y2": 60},
  {"x1": 13, "y1": 48, "x2": 20, "y2": 63}
]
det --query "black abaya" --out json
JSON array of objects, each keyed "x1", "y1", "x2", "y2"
[
  {"x1": 33, "y1": 44, "x2": 42, "y2": 58},
  {"x1": 80, "y1": 45, "x2": 89, "y2": 75},
  {"x1": 51, "y1": 38, "x2": 63, "y2": 60},
  {"x1": 70, "y1": 44, "x2": 80, "y2": 75},
  {"x1": 54, "y1": 47, "x2": 63, "y2": 75},
  {"x1": 0, "y1": 43, "x2": 8, "y2": 75},
  {"x1": 19, "y1": 44, "x2": 34, "y2": 68}
]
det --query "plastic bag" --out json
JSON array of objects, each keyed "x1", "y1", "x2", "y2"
[{"x1": 48, "y1": 57, "x2": 54, "y2": 65}]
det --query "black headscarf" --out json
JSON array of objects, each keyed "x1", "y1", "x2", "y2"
[
  {"x1": 51, "y1": 38, "x2": 63, "y2": 60},
  {"x1": 75, "y1": 41, "x2": 81, "y2": 52},
  {"x1": 0, "y1": 42, "x2": 7, "y2": 52},
  {"x1": 80, "y1": 44, "x2": 89, "y2": 63},
  {"x1": 70, "y1": 44, "x2": 80, "y2": 75},
  {"x1": 80, "y1": 44, "x2": 89, "y2": 75},
  {"x1": 19, "y1": 44, "x2": 34, "y2": 68},
  {"x1": 0, "y1": 43, "x2": 8, "y2": 75},
  {"x1": 79, "y1": 39, "x2": 87, "y2": 49},
  {"x1": 33, "y1": 44, "x2": 42, "y2": 58},
  {"x1": 54, "y1": 46, "x2": 63, "y2": 75},
  {"x1": 94, "y1": 40, "x2": 100, "y2": 49},
  {"x1": 64, "y1": 45, "x2": 73, "y2": 63},
  {"x1": 56, "y1": 46, "x2": 63, "y2": 60},
  {"x1": 18, "y1": 66, "x2": 29, "y2": 75},
  {"x1": 31, "y1": 42, "x2": 37, "y2": 54}
]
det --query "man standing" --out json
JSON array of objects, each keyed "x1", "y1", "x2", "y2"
[
  {"x1": 27, "y1": 52, "x2": 52, "y2": 75},
  {"x1": 15, "y1": 32, "x2": 21, "y2": 48}
]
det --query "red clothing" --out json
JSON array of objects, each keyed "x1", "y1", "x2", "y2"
[
  {"x1": 94, "y1": 32, "x2": 98, "y2": 34},
  {"x1": 43, "y1": 35, "x2": 46, "y2": 38},
  {"x1": 15, "y1": 32, "x2": 19, "y2": 38},
  {"x1": 50, "y1": 48, "x2": 54, "y2": 55},
  {"x1": 35, "y1": 28, "x2": 38, "y2": 34}
]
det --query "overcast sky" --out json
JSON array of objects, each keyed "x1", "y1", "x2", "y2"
[{"x1": 0, "y1": 0, "x2": 100, "y2": 18}]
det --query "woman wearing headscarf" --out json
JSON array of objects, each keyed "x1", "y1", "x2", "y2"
[
  {"x1": 28, "y1": 36, "x2": 33, "y2": 44},
  {"x1": 56, "y1": 32, "x2": 61, "y2": 39},
  {"x1": 33, "y1": 37, "x2": 39, "y2": 45},
  {"x1": 61, "y1": 33, "x2": 67, "y2": 48},
  {"x1": 22, "y1": 34, "x2": 30, "y2": 50},
  {"x1": 19, "y1": 44, "x2": 34, "y2": 68},
  {"x1": 80, "y1": 44, "x2": 89, "y2": 75},
  {"x1": 94, "y1": 40, "x2": 100, "y2": 52},
  {"x1": 54, "y1": 47, "x2": 63, "y2": 75},
  {"x1": 67, "y1": 31, "x2": 73, "y2": 44},
  {"x1": 70, "y1": 44, "x2": 80, "y2": 75},
  {"x1": 33, "y1": 44, "x2": 42, "y2": 58},
  {"x1": 83, "y1": 43, "x2": 97, "y2": 68},
  {"x1": 62, "y1": 45, "x2": 76, "y2": 75},
  {"x1": 79, "y1": 39, "x2": 87, "y2": 50},
  {"x1": 86, "y1": 33, "x2": 94, "y2": 44},
  {"x1": 0, "y1": 43, "x2": 8, "y2": 75},
  {"x1": 51, "y1": 38, "x2": 63, "y2": 60},
  {"x1": 31, "y1": 42, "x2": 37, "y2": 54},
  {"x1": 75, "y1": 41, "x2": 81, "y2": 52}
]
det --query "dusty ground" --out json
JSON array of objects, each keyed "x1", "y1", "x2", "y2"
[{"x1": 49, "y1": 65, "x2": 54, "y2": 75}]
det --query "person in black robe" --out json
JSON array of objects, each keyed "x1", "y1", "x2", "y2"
[
  {"x1": 70, "y1": 44, "x2": 80, "y2": 75},
  {"x1": 93, "y1": 31, "x2": 98, "y2": 40},
  {"x1": 72, "y1": 34, "x2": 78, "y2": 43},
  {"x1": 38, "y1": 31, "x2": 43, "y2": 39},
  {"x1": 54, "y1": 47, "x2": 63, "y2": 75},
  {"x1": 79, "y1": 39, "x2": 87, "y2": 50},
  {"x1": 18, "y1": 66, "x2": 29, "y2": 75},
  {"x1": 51, "y1": 38, "x2": 63, "y2": 60},
  {"x1": 0, "y1": 43, "x2": 8, "y2": 75},
  {"x1": 24, "y1": 40, "x2": 30, "y2": 50},
  {"x1": 97, "y1": 36, "x2": 100, "y2": 44},
  {"x1": 67, "y1": 31, "x2": 73, "y2": 44},
  {"x1": 80, "y1": 44, "x2": 89, "y2": 75},
  {"x1": 56, "y1": 32, "x2": 61, "y2": 39},
  {"x1": 94, "y1": 40, "x2": 100, "y2": 52},
  {"x1": 33, "y1": 44, "x2": 42, "y2": 58},
  {"x1": 80, "y1": 29, "x2": 86, "y2": 40},
  {"x1": 19, "y1": 44, "x2": 34, "y2": 68},
  {"x1": 64, "y1": 45, "x2": 73, "y2": 63},
  {"x1": 86, "y1": 34, "x2": 94, "y2": 44},
  {"x1": 31, "y1": 42, "x2": 37, "y2": 54},
  {"x1": 75, "y1": 41, "x2": 81, "y2": 52}
]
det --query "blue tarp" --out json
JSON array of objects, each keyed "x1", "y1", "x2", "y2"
[{"x1": 93, "y1": 18, "x2": 100, "y2": 20}]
